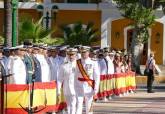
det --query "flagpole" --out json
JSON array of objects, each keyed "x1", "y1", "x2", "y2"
[
  {"x1": 0, "y1": 63, "x2": 5, "y2": 114},
  {"x1": 1, "y1": 72, "x2": 4, "y2": 114}
]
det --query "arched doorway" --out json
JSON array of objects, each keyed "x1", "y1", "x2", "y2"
[
  {"x1": 111, "y1": 18, "x2": 163, "y2": 65},
  {"x1": 127, "y1": 29, "x2": 148, "y2": 65}
]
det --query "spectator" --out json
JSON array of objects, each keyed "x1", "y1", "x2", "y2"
[{"x1": 145, "y1": 52, "x2": 156, "y2": 93}]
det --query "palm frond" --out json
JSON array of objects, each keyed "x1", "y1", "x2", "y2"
[
  {"x1": 62, "y1": 22, "x2": 99, "y2": 46},
  {"x1": 18, "y1": 17, "x2": 53, "y2": 44},
  {"x1": 73, "y1": 22, "x2": 83, "y2": 33}
]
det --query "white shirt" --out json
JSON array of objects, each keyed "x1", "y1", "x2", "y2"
[
  {"x1": 58, "y1": 60, "x2": 77, "y2": 96},
  {"x1": 147, "y1": 57, "x2": 156, "y2": 70}
]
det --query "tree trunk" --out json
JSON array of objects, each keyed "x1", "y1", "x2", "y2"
[
  {"x1": 131, "y1": 28, "x2": 144, "y2": 75},
  {"x1": 4, "y1": 0, "x2": 12, "y2": 47}
]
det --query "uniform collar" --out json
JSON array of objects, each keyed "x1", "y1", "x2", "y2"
[{"x1": 81, "y1": 57, "x2": 91, "y2": 63}]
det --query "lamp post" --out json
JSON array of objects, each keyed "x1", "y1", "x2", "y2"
[
  {"x1": 11, "y1": 0, "x2": 18, "y2": 47},
  {"x1": 43, "y1": 11, "x2": 52, "y2": 30},
  {"x1": 37, "y1": 4, "x2": 59, "y2": 30}
]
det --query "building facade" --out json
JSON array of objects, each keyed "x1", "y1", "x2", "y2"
[{"x1": 0, "y1": 0, "x2": 165, "y2": 65}]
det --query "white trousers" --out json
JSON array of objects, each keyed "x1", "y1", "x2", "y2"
[
  {"x1": 76, "y1": 94, "x2": 93, "y2": 114},
  {"x1": 65, "y1": 95, "x2": 76, "y2": 114}
]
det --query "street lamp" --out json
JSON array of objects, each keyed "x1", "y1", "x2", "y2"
[
  {"x1": 43, "y1": 5, "x2": 59, "y2": 30},
  {"x1": 43, "y1": 11, "x2": 52, "y2": 30},
  {"x1": 11, "y1": 0, "x2": 18, "y2": 47},
  {"x1": 37, "y1": 4, "x2": 59, "y2": 30}
]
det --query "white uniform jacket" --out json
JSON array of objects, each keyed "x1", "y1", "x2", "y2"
[
  {"x1": 58, "y1": 60, "x2": 77, "y2": 96},
  {"x1": 12, "y1": 56, "x2": 26, "y2": 84},
  {"x1": 75, "y1": 57, "x2": 100, "y2": 96},
  {"x1": 35, "y1": 54, "x2": 50, "y2": 82},
  {"x1": 0, "y1": 56, "x2": 13, "y2": 75},
  {"x1": 105, "y1": 56, "x2": 114, "y2": 74},
  {"x1": 98, "y1": 58, "x2": 108, "y2": 75},
  {"x1": 49, "y1": 56, "x2": 65, "y2": 81}
]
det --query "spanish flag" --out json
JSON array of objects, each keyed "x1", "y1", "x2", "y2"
[
  {"x1": 95, "y1": 72, "x2": 136, "y2": 99},
  {"x1": 1, "y1": 81, "x2": 66, "y2": 114}
]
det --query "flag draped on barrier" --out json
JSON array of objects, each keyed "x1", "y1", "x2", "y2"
[
  {"x1": 1, "y1": 81, "x2": 66, "y2": 114},
  {"x1": 0, "y1": 72, "x2": 136, "y2": 114},
  {"x1": 95, "y1": 71, "x2": 136, "y2": 99}
]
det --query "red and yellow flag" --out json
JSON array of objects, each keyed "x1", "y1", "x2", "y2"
[{"x1": 0, "y1": 81, "x2": 66, "y2": 114}]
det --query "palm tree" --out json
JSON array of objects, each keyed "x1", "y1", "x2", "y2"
[
  {"x1": 19, "y1": 17, "x2": 52, "y2": 44},
  {"x1": 62, "y1": 22, "x2": 99, "y2": 47},
  {"x1": 19, "y1": 17, "x2": 64, "y2": 45},
  {"x1": 4, "y1": 0, "x2": 12, "y2": 47},
  {"x1": 2, "y1": 2, "x2": 12, "y2": 113}
]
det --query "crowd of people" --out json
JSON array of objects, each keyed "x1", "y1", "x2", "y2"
[{"x1": 0, "y1": 43, "x2": 134, "y2": 114}]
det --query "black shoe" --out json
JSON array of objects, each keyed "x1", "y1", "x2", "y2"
[{"x1": 147, "y1": 90, "x2": 155, "y2": 93}]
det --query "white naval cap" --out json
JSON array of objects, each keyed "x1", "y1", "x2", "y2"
[
  {"x1": 17, "y1": 45, "x2": 27, "y2": 51},
  {"x1": 80, "y1": 46, "x2": 91, "y2": 52},
  {"x1": 91, "y1": 49, "x2": 99, "y2": 55},
  {"x1": 49, "y1": 46, "x2": 57, "y2": 50},
  {"x1": 16, "y1": 45, "x2": 24, "y2": 49},
  {"x1": 74, "y1": 45, "x2": 82, "y2": 48},
  {"x1": 117, "y1": 50, "x2": 122, "y2": 54},
  {"x1": 66, "y1": 48, "x2": 78, "y2": 55},
  {"x1": 115, "y1": 52, "x2": 121, "y2": 57},
  {"x1": 103, "y1": 46, "x2": 110, "y2": 53},
  {"x1": 109, "y1": 51, "x2": 115, "y2": 55},
  {"x1": 10, "y1": 47, "x2": 18, "y2": 50},
  {"x1": 59, "y1": 45, "x2": 70, "y2": 51},
  {"x1": 3, "y1": 47, "x2": 10, "y2": 51}
]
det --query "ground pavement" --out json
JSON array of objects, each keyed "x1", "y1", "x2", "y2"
[{"x1": 91, "y1": 84, "x2": 165, "y2": 114}]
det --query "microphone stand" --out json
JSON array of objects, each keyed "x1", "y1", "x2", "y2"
[{"x1": 19, "y1": 69, "x2": 47, "y2": 114}]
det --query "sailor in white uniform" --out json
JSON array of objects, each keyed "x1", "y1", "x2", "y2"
[
  {"x1": 57, "y1": 48, "x2": 78, "y2": 114},
  {"x1": 58, "y1": 45, "x2": 69, "y2": 64},
  {"x1": 35, "y1": 47, "x2": 50, "y2": 82},
  {"x1": 103, "y1": 47, "x2": 114, "y2": 75},
  {"x1": 48, "y1": 47, "x2": 61, "y2": 81},
  {"x1": 103, "y1": 47, "x2": 115, "y2": 100},
  {"x1": 75, "y1": 46, "x2": 100, "y2": 114},
  {"x1": 98, "y1": 49, "x2": 107, "y2": 75},
  {"x1": 0, "y1": 47, "x2": 14, "y2": 83},
  {"x1": 12, "y1": 46, "x2": 26, "y2": 84}
]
